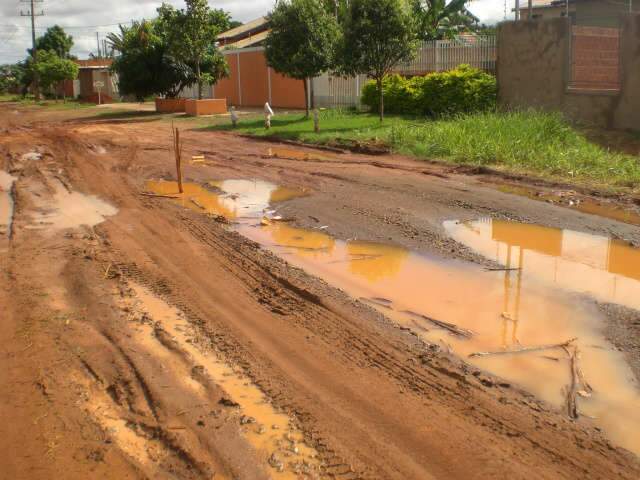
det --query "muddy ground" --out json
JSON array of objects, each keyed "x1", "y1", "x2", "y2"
[{"x1": 1, "y1": 103, "x2": 640, "y2": 479}]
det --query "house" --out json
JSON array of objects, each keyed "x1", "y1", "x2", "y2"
[
  {"x1": 516, "y1": 0, "x2": 633, "y2": 27},
  {"x1": 211, "y1": 18, "x2": 307, "y2": 109},
  {"x1": 56, "y1": 59, "x2": 118, "y2": 103}
]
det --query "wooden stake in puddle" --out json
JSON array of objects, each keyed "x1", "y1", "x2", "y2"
[{"x1": 172, "y1": 124, "x2": 184, "y2": 194}]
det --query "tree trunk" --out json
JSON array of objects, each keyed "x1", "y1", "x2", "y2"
[
  {"x1": 303, "y1": 78, "x2": 309, "y2": 118},
  {"x1": 310, "y1": 77, "x2": 315, "y2": 109},
  {"x1": 377, "y1": 77, "x2": 384, "y2": 122},
  {"x1": 196, "y1": 61, "x2": 202, "y2": 100}
]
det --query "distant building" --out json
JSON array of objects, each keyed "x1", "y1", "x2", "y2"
[
  {"x1": 57, "y1": 59, "x2": 118, "y2": 103},
  {"x1": 209, "y1": 17, "x2": 307, "y2": 109}
]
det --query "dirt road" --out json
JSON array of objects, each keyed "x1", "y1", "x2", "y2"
[{"x1": 1, "y1": 104, "x2": 639, "y2": 479}]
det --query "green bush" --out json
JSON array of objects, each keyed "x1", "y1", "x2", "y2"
[{"x1": 361, "y1": 65, "x2": 497, "y2": 117}]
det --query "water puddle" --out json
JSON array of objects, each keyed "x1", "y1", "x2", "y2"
[
  {"x1": 0, "y1": 170, "x2": 16, "y2": 238},
  {"x1": 145, "y1": 179, "x2": 307, "y2": 220},
  {"x1": 30, "y1": 178, "x2": 118, "y2": 231},
  {"x1": 445, "y1": 218, "x2": 640, "y2": 311},
  {"x1": 266, "y1": 148, "x2": 335, "y2": 162},
  {"x1": 128, "y1": 282, "x2": 322, "y2": 479},
  {"x1": 493, "y1": 183, "x2": 640, "y2": 227},
  {"x1": 145, "y1": 178, "x2": 640, "y2": 456}
]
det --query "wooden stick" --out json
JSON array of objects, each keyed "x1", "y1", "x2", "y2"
[
  {"x1": 485, "y1": 267, "x2": 521, "y2": 272},
  {"x1": 175, "y1": 128, "x2": 183, "y2": 194},
  {"x1": 469, "y1": 338, "x2": 577, "y2": 358},
  {"x1": 402, "y1": 310, "x2": 473, "y2": 338}
]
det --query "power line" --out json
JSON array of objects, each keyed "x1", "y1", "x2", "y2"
[{"x1": 20, "y1": 0, "x2": 44, "y2": 99}]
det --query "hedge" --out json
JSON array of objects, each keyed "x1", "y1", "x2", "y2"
[{"x1": 361, "y1": 65, "x2": 497, "y2": 117}]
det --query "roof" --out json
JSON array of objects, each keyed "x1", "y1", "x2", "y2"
[
  {"x1": 217, "y1": 17, "x2": 268, "y2": 41},
  {"x1": 75, "y1": 59, "x2": 113, "y2": 69},
  {"x1": 222, "y1": 30, "x2": 269, "y2": 50}
]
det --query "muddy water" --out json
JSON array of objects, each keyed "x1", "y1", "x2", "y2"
[
  {"x1": 145, "y1": 179, "x2": 307, "y2": 220},
  {"x1": 0, "y1": 170, "x2": 16, "y2": 237},
  {"x1": 266, "y1": 148, "x2": 335, "y2": 162},
  {"x1": 494, "y1": 184, "x2": 640, "y2": 227},
  {"x1": 128, "y1": 282, "x2": 322, "y2": 479},
  {"x1": 146, "y1": 178, "x2": 640, "y2": 456},
  {"x1": 27, "y1": 177, "x2": 118, "y2": 231}
]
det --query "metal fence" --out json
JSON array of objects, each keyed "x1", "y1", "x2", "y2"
[{"x1": 313, "y1": 35, "x2": 497, "y2": 109}]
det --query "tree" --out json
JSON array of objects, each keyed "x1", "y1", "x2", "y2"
[
  {"x1": 33, "y1": 50, "x2": 79, "y2": 101},
  {"x1": 30, "y1": 25, "x2": 74, "y2": 59},
  {"x1": 157, "y1": 0, "x2": 231, "y2": 99},
  {"x1": 0, "y1": 64, "x2": 24, "y2": 94},
  {"x1": 265, "y1": 0, "x2": 340, "y2": 117},
  {"x1": 411, "y1": 0, "x2": 478, "y2": 40},
  {"x1": 108, "y1": 20, "x2": 192, "y2": 101},
  {"x1": 339, "y1": 0, "x2": 418, "y2": 121}
]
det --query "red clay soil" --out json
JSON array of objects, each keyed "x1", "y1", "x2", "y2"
[{"x1": 1, "y1": 104, "x2": 639, "y2": 479}]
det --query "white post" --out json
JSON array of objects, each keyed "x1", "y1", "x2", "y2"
[
  {"x1": 355, "y1": 75, "x2": 360, "y2": 110},
  {"x1": 267, "y1": 66, "x2": 272, "y2": 105},
  {"x1": 515, "y1": 0, "x2": 520, "y2": 20}
]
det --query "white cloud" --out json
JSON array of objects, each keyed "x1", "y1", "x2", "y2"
[{"x1": 0, "y1": 0, "x2": 511, "y2": 64}]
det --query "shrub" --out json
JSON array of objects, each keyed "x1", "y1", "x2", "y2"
[{"x1": 361, "y1": 65, "x2": 496, "y2": 117}]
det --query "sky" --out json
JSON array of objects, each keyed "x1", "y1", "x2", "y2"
[{"x1": 0, "y1": 0, "x2": 511, "y2": 64}]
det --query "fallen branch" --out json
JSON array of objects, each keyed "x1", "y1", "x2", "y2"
[
  {"x1": 469, "y1": 338, "x2": 577, "y2": 358},
  {"x1": 402, "y1": 310, "x2": 473, "y2": 338},
  {"x1": 485, "y1": 267, "x2": 521, "y2": 272},
  {"x1": 564, "y1": 346, "x2": 579, "y2": 419},
  {"x1": 139, "y1": 192, "x2": 180, "y2": 199},
  {"x1": 190, "y1": 198, "x2": 205, "y2": 210}
]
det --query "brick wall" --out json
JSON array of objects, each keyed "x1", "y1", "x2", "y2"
[{"x1": 570, "y1": 26, "x2": 620, "y2": 91}]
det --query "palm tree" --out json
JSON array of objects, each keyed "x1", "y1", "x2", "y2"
[{"x1": 411, "y1": 0, "x2": 479, "y2": 41}]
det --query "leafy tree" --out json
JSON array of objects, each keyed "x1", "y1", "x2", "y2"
[
  {"x1": 265, "y1": 0, "x2": 340, "y2": 117},
  {"x1": 0, "y1": 64, "x2": 25, "y2": 94},
  {"x1": 108, "y1": 20, "x2": 192, "y2": 100},
  {"x1": 30, "y1": 25, "x2": 74, "y2": 59},
  {"x1": 33, "y1": 50, "x2": 79, "y2": 101},
  {"x1": 411, "y1": 0, "x2": 478, "y2": 40},
  {"x1": 157, "y1": 0, "x2": 231, "y2": 99},
  {"x1": 339, "y1": 0, "x2": 418, "y2": 121}
]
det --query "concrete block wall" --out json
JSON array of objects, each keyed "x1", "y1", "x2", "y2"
[{"x1": 497, "y1": 14, "x2": 640, "y2": 131}]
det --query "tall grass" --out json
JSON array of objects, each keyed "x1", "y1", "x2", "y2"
[{"x1": 388, "y1": 111, "x2": 640, "y2": 187}]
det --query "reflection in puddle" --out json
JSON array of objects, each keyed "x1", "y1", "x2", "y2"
[
  {"x1": 145, "y1": 179, "x2": 307, "y2": 220},
  {"x1": 146, "y1": 178, "x2": 640, "y2": 455},
  {"x1": 0, "y1": 170, "x2": 16, "y2": 237},
  {"x1": 445, "y1": 218, "x2": 640, "y2": 311},
  {"x1": 494, "y1": 184, "x2": 640, "y2": 227},
  {"x1": 129, "y1": 282, "x2": 321, "y2": 479}
]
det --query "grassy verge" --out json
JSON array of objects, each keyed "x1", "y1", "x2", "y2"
[{"x1": 208, "y1": 110, "x2": 640, "y2": 191}]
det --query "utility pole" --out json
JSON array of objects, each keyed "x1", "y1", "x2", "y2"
[
  {"x1": 20, "y1": 0, "x2": 44, "y2": 100},
  {"x1": 96, "y1": 32, "x2": 101, "y2": 58}
]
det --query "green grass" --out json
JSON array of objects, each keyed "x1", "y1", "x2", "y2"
[{"x1": 208, "y1": 110, "x2": 640, "y2": 190}]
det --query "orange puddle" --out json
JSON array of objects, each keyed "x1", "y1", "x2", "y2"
[
  {"x1": 147, "y1": 178, "x2": 640, "y2": 456},
  {"x1": 266, "y1": 147, "x2": 335, "y2": 162},
  {"x1": 494, "y1": 184, "x2": 640, "y2": 227},
  {"x1": 145, "y1": 179, "x2": 307, "y2": 219}
]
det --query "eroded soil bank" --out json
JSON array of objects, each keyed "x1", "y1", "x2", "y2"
[{"x1": 2, "y1": 104, "x2": 640, "y2": 479}]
